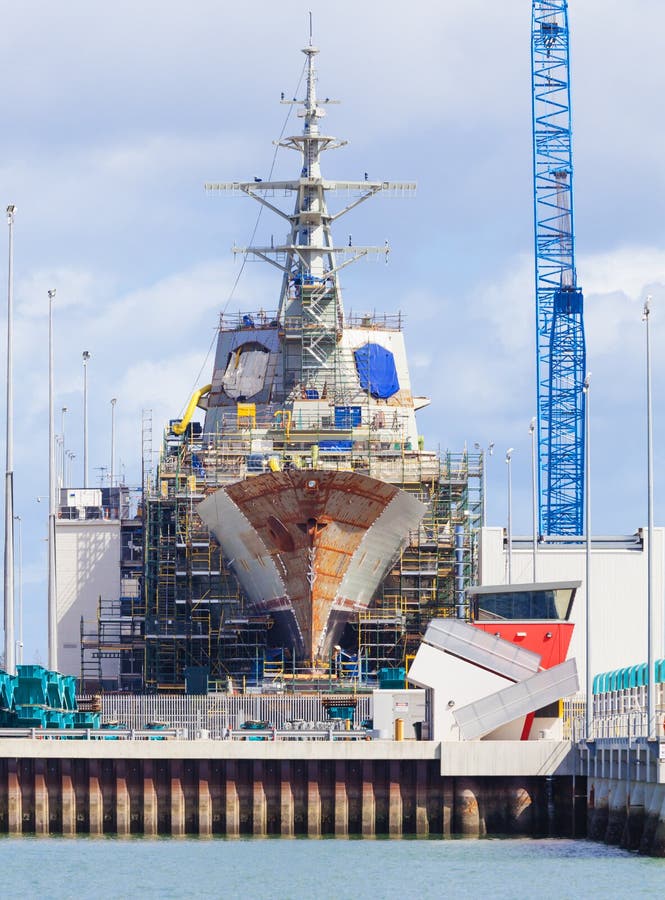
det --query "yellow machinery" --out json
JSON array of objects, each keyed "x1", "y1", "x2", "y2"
[{"x1": 172, "y1": 384, "x2": 212, "y2": 435}]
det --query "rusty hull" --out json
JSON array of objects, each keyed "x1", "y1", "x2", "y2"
[{"x1": 198, "y1": 470, "x2": 425, "y2": 665}]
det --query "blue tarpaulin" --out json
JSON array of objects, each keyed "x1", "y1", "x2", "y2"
[
  {"x1": 334, "y1": 406, "x2": 362, "y2": 428},
  {"x1": 319, "y1": 440, "x2": 353, "y2": 452},
  {"x1": 353, "y1": 343, "x2": 400, "y2": 399}
]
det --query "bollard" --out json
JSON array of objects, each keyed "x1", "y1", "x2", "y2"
[{"x1": 394, "y1": 718, "x2": 404, "y2": 741}]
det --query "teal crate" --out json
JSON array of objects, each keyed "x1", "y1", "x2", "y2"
[
  {"x1": 46, "y1": 710, "x2": 75, "y2": 729},
  {"x1": 46, "y1": 671, "x2": 65, "y2": 710},
  {"x1": 0, "y1": 709, "x2": 16, "y2": 727},
  {"x1": 327, "y1": 707, "x2": 355, "y2": 720},
  {"x1": 14, "y1": 705, "x2": 47, "y2": 728},
  {"x1": 0, "y1": 671, "x2": 16, "y2": 711},
  {"x1": 378, "y1": 667, "x2": 406, "y2": 689},
  {"x1": 15, "y1": 666, "x2": 48, "y2": 706},
  {"x1": 74, "y1": 712, "x2": 100, "y2": 729},
  {"x1": 62, "y1": 676, "x2": 78, "y2": 712},
  {"x1": 100, "y1": 721, "x2": 126, "y2": 739},
  {"x1": 16, "y1": 665, "x2": 47, "y2": 680}
]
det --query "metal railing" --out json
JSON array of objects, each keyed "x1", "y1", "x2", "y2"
[
  {"x1": 0, "y1": 728, "x2": 185, "y2": 741},
  {"x1": 0, "y1": 726, "x2": 372, "y2": 742},
  {"x1": 98, "y1": 693, "x2": 372, "y2": 736},
  {"x1": 566, "y1": 708, "x2": 665, "y2": 743}
]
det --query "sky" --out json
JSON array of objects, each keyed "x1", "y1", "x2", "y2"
[{"x1": 1, "y1": 0, "x2": 665, "y2": 662}]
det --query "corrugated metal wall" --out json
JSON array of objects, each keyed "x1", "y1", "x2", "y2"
[{"x1": 101, "y1": 693, "x2": 371, "y2": 736}]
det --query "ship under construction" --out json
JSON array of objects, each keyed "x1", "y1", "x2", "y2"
[{"x1": 80, "y1": 44, "x2": 483, "y2": 694}]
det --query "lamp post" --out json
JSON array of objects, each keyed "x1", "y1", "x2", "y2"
[
  {"x1": 48, "y1": 289, "x2": 58, "y2": 671},
  {"x1": 529, "y1": 418, "x2": 538, "y2": 582},
  {"x1": 60, "y1": 406, "x2": 67, "y2": 490},
  {"x1": 4, "y1": 204, "x2": 16, "y2": 674},
  {"x1": 13, "y1": 514, "x2": 22, "y2": 666},
  {"x1": 82, "y1": 351, "x2": 91, "y2": 489},
  {"x1": 110, "y1": 398, "x2": 117, "y2": 489},
  {"x1": 474, "y1": 441, "x2": 495, "y2": 526},
  {"x1": 66, "y1": 451, "x2": 76, "y2": 488},
  {"x1": 583, "y1": 373, "x2": 591, "y2": 740},
  {"x1": 643, "y1": 297, "x2": 656, "y2": 740},
  {"x1": 505, "y1": 448, "x2": 515, "y2": 584}
]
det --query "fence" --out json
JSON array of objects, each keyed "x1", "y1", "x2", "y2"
[
  {"x1": 563, "y1": 694, "x2": 665, "y2": 742},
  {"x1": 99, "y1": 693, "x2": 372, "y2": 738}
]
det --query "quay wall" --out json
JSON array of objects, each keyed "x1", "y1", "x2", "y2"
[
  {"x1": 585, "y1": 740, "x2": 665, "y2": 856},
  {"x1": 0, "y1": 740, "x2": 583, "y2": 838}
]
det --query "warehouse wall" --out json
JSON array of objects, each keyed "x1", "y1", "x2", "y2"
[{"x1": 478, "y1": 527, "x2": 665, "y2": 683}]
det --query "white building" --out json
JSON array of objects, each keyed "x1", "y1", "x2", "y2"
[
  {"x1": 55, "y1": 489, "x2": 123, "y2": 679},
  {"x1": 478, "y1": 526, "x2": 665, "y2": 683}
]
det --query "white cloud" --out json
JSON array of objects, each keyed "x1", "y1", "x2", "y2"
[
  {"x1": 17, "y1": 268, "x2": 101, "y2": 318},
  {"x1": 407, "y1": 241, "x2": 665, "y2": 534},
  {"x1": 583, "y1": 246, "x2": 665, "y2": 301}
]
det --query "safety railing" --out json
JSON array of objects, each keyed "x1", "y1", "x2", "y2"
[
  {"x1": 568, "y1": 709, "x2": 665, "y2": 742},
  {"x1": 0, "y1": 727, "x2": 374, "y2": 742},
  {"x1": 0, "y1": 728, "x2": 186, "y2": 741}
]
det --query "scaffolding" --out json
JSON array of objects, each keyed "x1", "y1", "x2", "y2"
[
  {"x1": 80, "y1": 440, "x2": 481, "y2": 691},
  {"x1": 78, "y1": 39, "x2": 484, "y2": 692},
  {"x1": 141, "y1": 430, "x2": 272, "y2": 692},
  {"x1": 357, "y1": 450, "x2": 482, "y2": 670},
  {"x1": 81, "y1": 314, "x2": 482, "y2": 694},
  {"x1": 80, "y1": 595, "x2": 146, "y2": 693},
  {"x1": 80, "y1": 422, "x2": 482, "y2": 693}
]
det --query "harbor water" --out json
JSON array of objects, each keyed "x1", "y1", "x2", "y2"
[{"x1": 1, "y1": 837, "x2": 663, "y2": 899}]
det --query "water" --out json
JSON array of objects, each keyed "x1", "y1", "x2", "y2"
[{"x1": 1, "y1": 837, "x2": 663, "y2": 899}]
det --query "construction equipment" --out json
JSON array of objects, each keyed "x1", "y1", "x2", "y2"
[{"x1": 531, "y1": 1, "x2": 586, "y2": 536}]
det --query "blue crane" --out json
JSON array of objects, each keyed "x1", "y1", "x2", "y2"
[{"x1": 531, "y1": 0, "x2": 586, "y2": 536}]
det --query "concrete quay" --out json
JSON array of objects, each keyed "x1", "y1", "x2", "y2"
[
  {"x1": 0, "y1": 739, "x2": 582, "y2": 838},
  {"x1": 584, "y1": 738, "x2": 665, "y2": 856}
]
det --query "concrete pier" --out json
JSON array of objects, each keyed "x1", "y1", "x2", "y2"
[
  {"x1": 88, "y1": 762, "x2": 103, "y2": 835},
  {"x1": 198, "y1": 761, "x2": 212, "y2": 837},
  {"x1": 225, "y1": 759, "x2": 239, "y2": 837},
  {"x1": 0, "y1": 739, "x2": 579, "y2": 838},
  {"x1": 143, "y1": 766, "x2": 158, "y2": 836},
  {"x1": 281, "y1": 761, "x2": 294, "y2": 837},
  {"x1": 584, "y1": 739, "x2": 665, "y2": 856}
]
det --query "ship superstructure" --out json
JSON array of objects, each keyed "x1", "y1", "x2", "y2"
[
  {"x1": 197, "y1": 45, "x2": 435, "y2": 666},
  {"x1": 80, "y1": 45, "x2": 483, "y2": 691},
  {"x1": 202, "y1": 44, "x2": 420, "y2": 442}
]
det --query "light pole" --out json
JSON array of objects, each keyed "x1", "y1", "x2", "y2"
[
  {"x1": 583, "y1": 373, "x2": 592, "y2": 740},
  {"x1": 66, "y1": 451, "x2": 76, "y2": 488},
  {"x1": 474, "y1": 441, "x2": 495, "y2": 526},
  {"x1": 48, "y1": 289, "x2": 58, "y2": 671},
  {"x1": 82, "y1": 351, "x2": 91, "y2": 489},
  {"x1": 529, "y1": 418, "x2": 538, "y2": 582},
  {"x1": 4, "y1": 204, "x2": 16, "y2": 674},
  {"x1": 110, "y1": 398, "x2": 117, "y2": 489},
  {"x1": 60, "y1": 406, "x2": 67, "y2": 490},
  {"x1": 13, "y1": 514, "x2": 22, "y2": 666},
  {"x1": 505, "y1": 448, "x2": 515, "y2": 584},
  {"x1": 643, "y1": 297, "x2": 656, "y2": 740}
]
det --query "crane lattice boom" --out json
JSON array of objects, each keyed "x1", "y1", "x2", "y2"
[{"x1": 532, "y1": 0, "x2": 586, "y2": 536}]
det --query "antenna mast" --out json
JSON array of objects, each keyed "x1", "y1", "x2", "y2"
[{"x1": 205, "y1": 47, "x2": 415, "y2": 393}]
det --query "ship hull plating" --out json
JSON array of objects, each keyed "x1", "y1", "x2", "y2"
[{"x1": 198, "y1": 469, "x2": 425, "y2": 664}]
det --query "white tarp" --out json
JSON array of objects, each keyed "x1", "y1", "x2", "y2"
[{"x1": 222, "y1": 346, "x2": 270, "y2": 399}]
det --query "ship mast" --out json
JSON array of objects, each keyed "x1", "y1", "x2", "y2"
[{"x1": 205, "y1": 46, "x2": 415, "y2": 391}]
